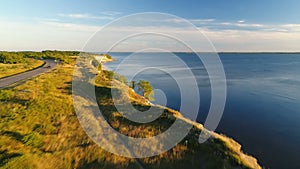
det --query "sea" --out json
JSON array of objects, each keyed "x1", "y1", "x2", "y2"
[{"x1": 103, "y1": 52, "x2": 300, "y2": 169}]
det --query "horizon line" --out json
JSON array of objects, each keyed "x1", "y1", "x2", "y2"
[{"x1": 1, "y1": 50, "x2": 300, "y2": 54}]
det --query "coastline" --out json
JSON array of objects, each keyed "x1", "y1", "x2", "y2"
[{"x1": 96, "y1": 55, "x2": 262, "y2": 169}]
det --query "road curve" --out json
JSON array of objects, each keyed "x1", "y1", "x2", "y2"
[{"x1": 0, "y1": 60, "x2": 56, "y2": 89}]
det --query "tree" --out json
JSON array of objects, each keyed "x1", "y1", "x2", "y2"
[
  {"x1": 104, "y1": 53, "x2": 112, "y2": 59},
  {"x1": 137, "y1": 80, "x2": 154, "y2": 101},
  {"x1": 130, "y1": 80, "x2": 136, "y2": 89}
]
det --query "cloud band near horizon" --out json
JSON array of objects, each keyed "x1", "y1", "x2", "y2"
[{"x1": 1, "y1": 13, "x2": 300, "y2": 52}]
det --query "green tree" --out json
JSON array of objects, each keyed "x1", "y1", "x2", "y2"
[
  {"x1": 104, "y1": 53, "x2": 112, "y2": 59},
  {"x1": 137, "y1": 80, "x2": 154, "y2": 101},
  {"x1": 130, "y1": 80, "x2": 136, "y2": 89}
]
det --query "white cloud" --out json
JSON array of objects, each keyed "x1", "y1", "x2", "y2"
[
  {"x1": 189, "y1": 18, "x2": 216, "y2": 23},
  {"x1": 41, "y1": 21, "x2": 101, "y2": 32},
  {"x1": 59, "y1": 13, "x2": 114, "y2": 20},
  {"x1": 220, "y1": 22, "x2": 264, "y2": 28},
  {"x1": 100, "y1": 11, "x2": 121, "y2": 16},
  {"x1": 279, "y1": 24, "x2": 300, "y2": 32},
  {"x1": 201, "y1": 28, "x2": 300, "y2": 52},
  {"x1": 196, "y1": 19, "x2": 300, "y2": 33},
  {"x1": 0, "y1": 19, "x2": 98, "y2": 51},
  {"x1": 168, "y1": 18, "x2": 266, "y2": 31},
  {"x1": 1, "y1": 16, "x2": 300, "y2": 52},
  {"x1": 165, "y1": 18, "x2": 215, "y2": 24}
]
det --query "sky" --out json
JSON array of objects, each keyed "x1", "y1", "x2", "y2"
[{"x1": 1, "y1": 0, "x2": 300, "y2": 52}]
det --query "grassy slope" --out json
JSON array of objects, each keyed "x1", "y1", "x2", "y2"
[
  {"x1": 0, "y1": 60, "x2": 262, "y2": 169},
  {"x1": 0, "y1": 59, "x2": 44, "y2": 78}
]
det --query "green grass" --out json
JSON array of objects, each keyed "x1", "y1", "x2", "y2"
[
  {"x1": 0, "y1": 58, "x2": 261, "y2": 169},
  {"x1": 0, "y1": 58, "x2": 44, "y2": 78}
]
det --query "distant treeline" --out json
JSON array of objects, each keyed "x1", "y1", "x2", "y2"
[{"x1": 0, "y1": 50, "x2": 80, "y2": 64}]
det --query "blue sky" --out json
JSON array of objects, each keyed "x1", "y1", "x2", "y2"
[{"x1": 1, "y1": 0, "x2": 300, "y2": 51}]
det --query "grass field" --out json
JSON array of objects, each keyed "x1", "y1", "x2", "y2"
[
  {"x1": 0, "y1": 58, "x2": 261, "y2": 169},
  {"x1": 0, "y1": 59, "x2": 44, "y2": 78}
]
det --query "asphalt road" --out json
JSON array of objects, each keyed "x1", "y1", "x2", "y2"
[{"x1": 0, "y1": 60, "x2": 56, "y2": 89}]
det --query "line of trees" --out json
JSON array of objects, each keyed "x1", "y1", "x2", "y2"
[
  {"x1": 0, "y1": 52, "x2": 26, "y2": 64},
  {"x1": 0, "y1": 51, "x2": 80, "y2": 64}
]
